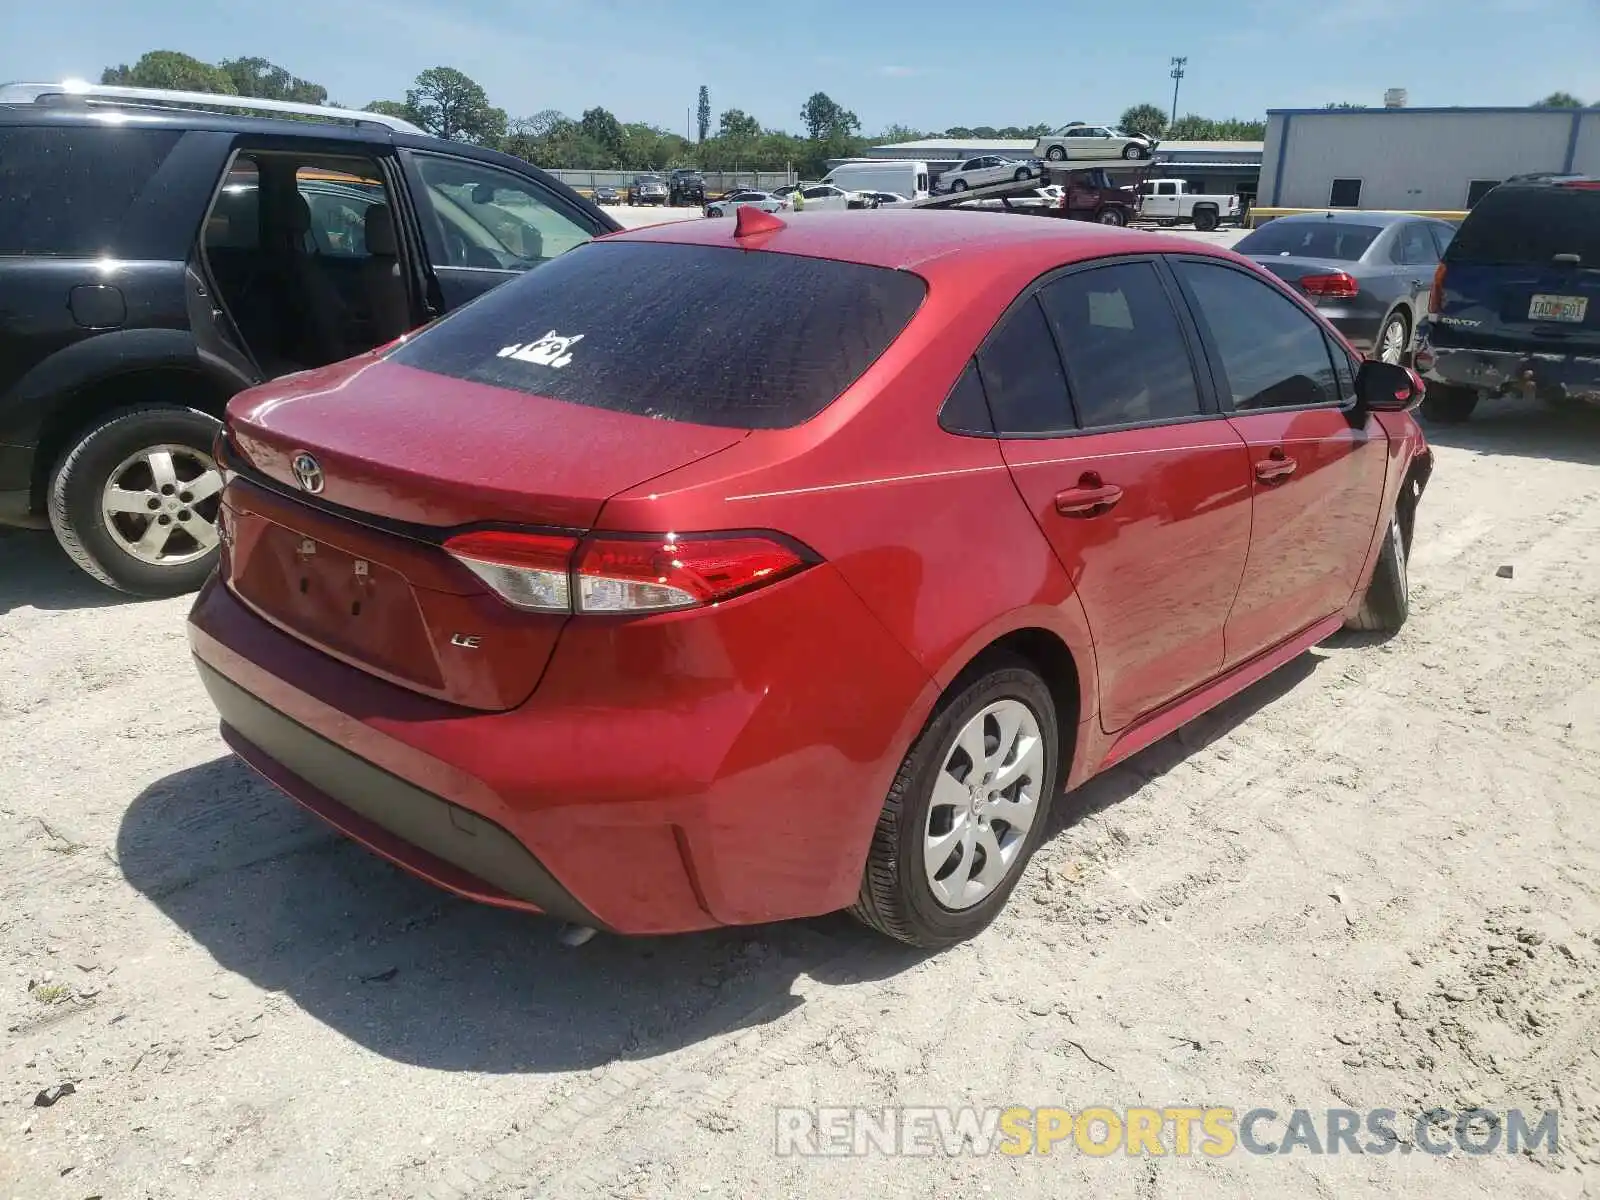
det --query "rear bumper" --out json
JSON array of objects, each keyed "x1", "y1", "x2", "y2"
[
  {"x1": 1419, "y1": 341, "x2": 1600, "y2": 401},
  {"x1": 186, "y1": 563, "x2": 933, "y2": 935}
]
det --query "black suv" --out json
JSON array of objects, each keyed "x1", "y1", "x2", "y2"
[
  {"x1": 0, "y1": 83, "x2": 619, "y2": 595},
  {"x1": 668, "y1": 168, "x2": 705, "y2": 207},
  {"x1": 1416, "y1": 174, "x2": 1600, "y2": 422}
]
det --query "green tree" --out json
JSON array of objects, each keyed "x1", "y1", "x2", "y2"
[
  {"x1": 944, "y1": 126, "x2": 975, "y2": 138},
  {"x1": 363, "y1": 99, "x2": 419, "y2": 122},
  {"x1": 101, "y1": 50, "x2": 236, "y2": 94},
  {"x1": 697, "y1": 86, "x2": 711, "y2": 143},
  {"x1": 579, "y1": 106, "x2": 626, "y2": 163},
  {"x1": 718, "y1": 108, "x2": 762, "y2": 140},
  {"x1": 870, "y1": 123, "x2": 925, "y2": 145},
  {"x1": 1118, "y1": 103, "x2": 1168, "y2": 138},
  {"x1": 1537, "y1": 91, "x2": 1583, "y2": 107},
  {"x1": 800, "y1": 91, "x2": 859, "y2": 141},
  {"x1": 219, "y1": 56, "x2": 327, "y2": 104},
  {"x1": 405, "y1": 67, "x2": 507, "y2": 144}
]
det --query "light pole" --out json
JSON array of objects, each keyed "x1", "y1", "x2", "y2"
[{"x1": 1169, "y1": 56, "x2": 1187, "y2": 130}]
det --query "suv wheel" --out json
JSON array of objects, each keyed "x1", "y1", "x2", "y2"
[
  {"x1": 48, "y1": 405, "x2": 225, "y2": 597},
  {"x1": 1420, "y1": 384, "x2": 1479, "y2": 424},
  {"x1": 851, "y1": 656, "x2": 1060, "y2": 947}
]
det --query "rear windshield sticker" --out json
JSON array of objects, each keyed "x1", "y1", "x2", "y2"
[{"x1": 497, "y1": 331, "x2": 584, "y2": 369}]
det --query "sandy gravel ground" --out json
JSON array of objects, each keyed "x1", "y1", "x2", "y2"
[{"x1": 3, "y1": 365, "x2": 1598, "y2": 1197}]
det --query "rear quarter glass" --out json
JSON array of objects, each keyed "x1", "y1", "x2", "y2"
[
  {"x1": 1446, "y1": 186, "x2": 1600, "y2": 264},
  {"x1": 0, "y1": 125, "x2": 184, "y2": 255},
  {"x1": 387, "y1": 240, "x2": 927, "y2": 429}
]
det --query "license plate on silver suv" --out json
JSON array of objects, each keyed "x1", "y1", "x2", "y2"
[{"x1": 1529, "y1": 294, "x2": 1588, "y2": 322}]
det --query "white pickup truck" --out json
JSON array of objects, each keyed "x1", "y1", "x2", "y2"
[{"x1": 1136, "y1": 180, "x2": 1241, "y2": 232}]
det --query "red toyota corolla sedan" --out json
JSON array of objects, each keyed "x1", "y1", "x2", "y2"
[{"x1": 187, "y1": 208, "x2": 1432, "y2": 948}]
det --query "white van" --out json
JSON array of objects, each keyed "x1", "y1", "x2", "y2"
[{"x1": 821, "y1": 161, "x2": 930, "y2": 201}]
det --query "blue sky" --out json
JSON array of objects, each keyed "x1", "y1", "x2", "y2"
[{"x1": 6, "y1": 0, "x2": 1598, "y2": 137}]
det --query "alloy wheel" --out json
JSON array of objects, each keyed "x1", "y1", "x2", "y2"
[
  {"x1": 923, "y1": 699, "x2": 1045, "y2": 910},
  {"x1": 100, "y1": 444, "x2": 224, "y2": 566},
  {"x1": 1379, "y1": 317, "x2": 1407, "y2": 365}
]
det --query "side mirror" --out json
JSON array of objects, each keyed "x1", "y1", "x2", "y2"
[{"x1": 1355, "y1": 359, "x2": 1424, "y2": 413}]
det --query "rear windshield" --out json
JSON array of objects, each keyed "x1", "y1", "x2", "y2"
[
  {"x1": 1446, "y1": 185, "x2": 1600, "y2": 265},
  {"x1": 390, "y1": 240, "x2": 927, "y2": 429},
  {"x1": 1234, "y1": 220, "x2": 1381, "y2": 261},
  {"x1": 0, "y1": 126, "x2": 182, "y2": 255}
]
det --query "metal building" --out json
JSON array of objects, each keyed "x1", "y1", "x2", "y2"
[{"x1": 1261, "y1": 106, "x2": 1600, "y2": 213}]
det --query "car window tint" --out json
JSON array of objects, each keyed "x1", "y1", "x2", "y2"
[
  {"x1": 939, "y1": 360, "x2": 994, "y2": 435},
  {"x1": 975, "y1": 297, "x2": 1073, "y2": 434},
  {"x1": 1429, "y1": 222, "x2": 1456, "y2": 258},
  {"x1": 204, "y1": 157, "x2": 262, "y2": 251},
  {"x1": 390, "y1": 240, "x2": 926, "y2": 430},
  {"x1": 1233, "y1": 221, "x2": 1380, "y2": 261},
  {"x1": 1445, "y1": 184, "x2": 1600, "y2": 264},
  {"x1": 0, "y1": 125, "x2": 183, "y2": 255},
  {"x1": 1039, "y1": 263, "x2": 1202, "y2": 427},
  {"x1": 1176, "y1": 261, "x2": 1340, "y2": 411},
  {"x1": 1396, "y1": 222, "x2": 1439, "y2": 266},
  {"x1": 412, "y1": 154, "x2": 594, "y2": 271}
]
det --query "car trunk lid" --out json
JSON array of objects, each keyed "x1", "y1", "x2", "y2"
[{"x1": 221, "y1": 356, "x2": 746, "y2": 710}]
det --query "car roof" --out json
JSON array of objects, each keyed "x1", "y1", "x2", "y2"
[
  {"x1": 607, "y1": 209, "x2": 1238, "y2": 274},
  {"x1": 1264, "y1": 210, "x2": 1420, "y2": 228}
]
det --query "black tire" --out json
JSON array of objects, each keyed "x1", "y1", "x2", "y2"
[
  {"x1": 1377, "y1": 311, "x2": 1410, "y2": 366},
  {"x1": 1014, "y1": 167, "x2": 1031, "y2": 182},
  {"x1": 47, "y1": 404, "x2": 224, "y2": 597},
  {"x1": 1346, "y1": 506, "x2": 1409, "y2": 633},
  {"x1": 1192, "y1": 207, "x2": 1219, "y2": 232},
  {"x1": 1046, "y1": 146, "x2": 1067, "y2": 162},
  {"x1": 1097, "y1": 207, "x2": 1127, "y2": 226},
  {"x1": 950, "y1": 179, "x2": 968, "y2": 192},
  {"x1": 1420, "y1": 384, "x2": 1479, "y2": 424},
  {"x1": 1122, "y1": 144, "x2": 1144, "y2": 160},
  {"x1": 851, "y1": 656, "x2": 1062, "y2": 948}
]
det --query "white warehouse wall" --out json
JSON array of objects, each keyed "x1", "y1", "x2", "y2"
[{"x1": 1264, "y1": 109, "x2": 1594, "y2": 210}]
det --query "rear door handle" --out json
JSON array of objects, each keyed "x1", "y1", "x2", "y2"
[
  {"x1": 1254, "y1": 450, "x2": 1298, "y2": 483},
  {"x1": 1054, "y1": 473, "x2": 1124, "y2": 517}
]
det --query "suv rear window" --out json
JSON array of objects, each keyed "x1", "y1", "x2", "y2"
[
  {"x1": 1233, "y1": 220, "x2": 1380, "y2": 261},
  {"x1": 0, "y1": 126, "x2": 183, "y2": 255},
  {"x1": 1445, "y1": 184, "x2": 1600, "y2": 265},
  {"x1": 390, "y1": 240, "x2": 926, "y2": 429}
]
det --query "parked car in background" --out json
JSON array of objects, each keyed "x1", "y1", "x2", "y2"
[
  {"x1": 190, "y1": 210, "x2": 1430, "y2": 950},
  {"x1": 1416, "y1": 173, "x2": 1600, "y2": 422},
  {"x1": 938, "y1": 156, "x2": 1039, "y2": 193},
  {"x1": 629, "y1": 174, "x2": 668, "y2": 205},
  {"x1": 0, "y1": 81, "x2": 618, "y2": 596},
  {"x1": 1235, "y1": 211, "x2": 1456, "y2": 364},
  {"x1": 1034, "y1": 124, "x2": 1156, "y2": 162},
  {"x1": 1137, "y1": 179, "x2": 1241, "y2": 232},
  {"x1": 858, "y1": 191, "x2": 911, "y2": 208},
  {"x1": 704, "y1": 190, "x2": 789, "y2": 217},
  {"x1": 795, "y1": 183, "x2": 867, "y2": 211},
  {"x1": 821, "y1": 161, "x2": 930, "y2": 200},
  {"x1": 668, "y1": 169, "x2": 706, "y2": 207},
  {"x1": 592, "y1": 185, "x2": 621, "y2": 205}
]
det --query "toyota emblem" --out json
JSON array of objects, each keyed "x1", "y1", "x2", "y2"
[{"x1": 291, "y1": 452, "x2": 324, "y2": 494}]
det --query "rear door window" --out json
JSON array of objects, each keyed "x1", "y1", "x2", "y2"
[
  {"x1": 389, "y1": 240, "x2": 926, "y2": 429},
  {"x1": 1038, "y1": 262, "x2": 1203, "y2": 427},
  {"x1": 0, "y1": 126, "x2": 183, "y2": 255},
  {"x1": 1445, "y1": 184, "x2": 1600, "y2": 264}
]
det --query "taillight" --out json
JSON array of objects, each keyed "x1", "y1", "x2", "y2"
[
  {"x1": 444, "y1": 530, "x2": 812, "y2": 614},
  {"x1": 1300, "y1": 272, "x2": 1360, "y2": 299},
  {"x1": 576, "y1": 535, "x2": 809, "y2": 612},
  {"x1": 444, "y1": 530, "x2": 579, "y2": 612},
  {"x1": 1427, "y1": 262, "x2": 1447, "y2": 314}
]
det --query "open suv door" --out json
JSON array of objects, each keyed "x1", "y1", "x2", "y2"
[{"x1": 1416, "y1": 175, "x2": 1600, "y2": 422}]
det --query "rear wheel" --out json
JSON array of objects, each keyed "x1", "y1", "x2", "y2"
[
  {"x1": 851, "y1": 657, "x2": 1060, "y2": 948},
  {"x1": 1378, "y1": 312, "x2": 1410, "y2": 365},
  {"x1": 1421, "y1": 384, "x2": 1479, "y2": 424},
  {"x1": 1347, "y1": 506, "x2": 1409, "y2": 633},
  {"x1": 48, "y1": 404, "x2": 225, "y2": 597},
  {"x1": 1097, "y1": 207, "x2": 1127, "y2": 226},
  {"x1": 1192, "y1": 207, "x2": 1219, "y2": 232}
]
